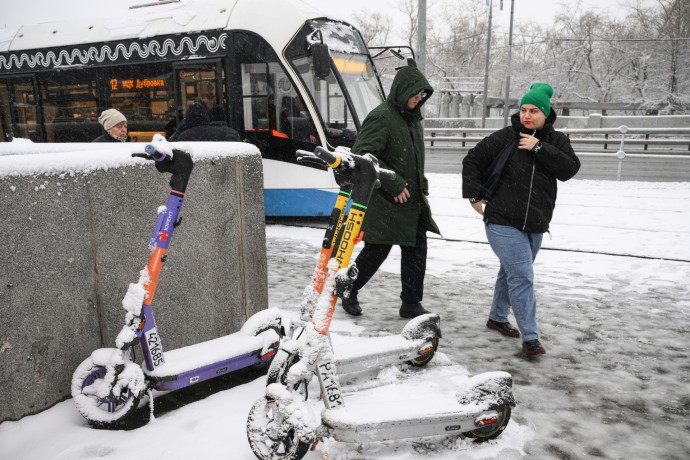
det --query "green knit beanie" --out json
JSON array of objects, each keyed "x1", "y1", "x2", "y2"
[{"x1": 519, "y1": 82, "x2": 554, "y2": 116}]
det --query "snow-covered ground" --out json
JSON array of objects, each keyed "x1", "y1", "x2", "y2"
[{"x1": 1, "y1": 174, "x2": 689, "y2": 460}]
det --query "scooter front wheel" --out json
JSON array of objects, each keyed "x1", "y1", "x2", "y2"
[
  {"x1": 71, "y1": 350, "x2": 146, "y2": 428},
  {"x1": 464, "y1": 403, "x2": 512, "y2": 442},
  {"x1": 265, "y1": 351, "x2": 309, "y2": 401},
  {"x1": 247, "y1": 398, "x2": 311, "y2": 460}
]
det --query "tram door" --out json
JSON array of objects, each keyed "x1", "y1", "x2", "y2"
[{"x1": 173, "y1": 61, "x2": 223, "y2": 124}]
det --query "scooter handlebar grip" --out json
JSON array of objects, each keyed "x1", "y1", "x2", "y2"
[
  {"x1": 313, "y1": 146, "x2": 339, "y2": 167},
  {"x1": 144, "y1": 143, "x2": 173, "y2": 162}
]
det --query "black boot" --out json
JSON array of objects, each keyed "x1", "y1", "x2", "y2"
[
  {"x1": 341, "y1": 292, "x2": 362, "y2": 316},
  {"x1": 399, "y1": 302, "x2": 431, "y2": 319},
  {"x1": 522, "y1": 339, "x2": 546, "y2": 356}
]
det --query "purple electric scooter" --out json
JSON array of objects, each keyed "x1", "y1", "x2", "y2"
[{"x1": 71, "y1": 142, "x2": 283, "y2": 428}]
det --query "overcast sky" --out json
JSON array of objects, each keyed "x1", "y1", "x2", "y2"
[{"x1": 0, "y1": 0, "x2": 652, "y2": 33}]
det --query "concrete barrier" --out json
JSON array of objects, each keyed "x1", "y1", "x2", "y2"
[{"x1": 0, "y1": 142, "x2": 268, "y2": 422}]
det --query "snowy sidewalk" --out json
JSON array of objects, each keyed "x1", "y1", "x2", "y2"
[
  {"x1": 266, "y1": 175, "x2": 690, "y2": 459},
  {"x1": 1, "y1": 176, "x2": 689, "y2": 459}
]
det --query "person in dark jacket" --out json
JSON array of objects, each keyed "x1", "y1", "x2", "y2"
[
  {"x1": 209, "y1": 104, "x2": 242, "y2": 141},
  {"x1": 209, "y1": 104, "x2": 227, "y2": 125},
  {"x1": 462, "y1": 82, "x2": 580, "y2": 357},
  {"x1": 92, "y1": 108, "x2": 129, "y2": 142},
  {"x1": 341, "y1": 65, "x2": 441, "y2": 319},
  {"x1": 173, "y1": 102, "x2": 240, "y2": 142}
]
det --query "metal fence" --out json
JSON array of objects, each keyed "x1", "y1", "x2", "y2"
[{"x1": 423, "y1": 125, "x2": 690, "y2": 181}]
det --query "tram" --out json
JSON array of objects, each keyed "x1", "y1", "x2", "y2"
[{"x1": 0, "y1": 0, "x2": 387, "y2": 216}]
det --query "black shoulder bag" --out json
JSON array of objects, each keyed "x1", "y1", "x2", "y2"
[{"x1": 480, "y1": 131, "x2": 517, "y2": 201}]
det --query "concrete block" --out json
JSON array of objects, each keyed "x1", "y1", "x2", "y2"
[{"x1": 0, "y1": 142, "x2": 267, "y2": 422}]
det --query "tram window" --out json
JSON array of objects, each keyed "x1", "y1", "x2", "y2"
[
  {"x1": 39, "y1": 71, "x2": 99, "y2": 142},
  {"x1": 331, "y1": 52, "x2": 381, "y2": 126},
  {"x1": 292, "y1": 56, "x2": 356, "y2": 140},
  {"x1": 241, "y1": 63, "x2": 273, "y2": 130},
  {"x1": 108, "y1": 63, "x2": 175, "y2": 142},
  {"x1": 233, "y1": 33, "x2": 290, "y2": 135},
  {"x1": 176, "y1": 67, "x2": 220, "y2": 116},
  {"x1": 13, "y1": 79, "x2": 41, "y2": 142},
  {"x1": 0, "y1": 81, "x2": 11, "y2": 141}
]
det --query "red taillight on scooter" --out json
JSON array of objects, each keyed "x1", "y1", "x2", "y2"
[
  {"x1": 261, "y1": 349, "x2": 277, "y2": 360},
  {"x1": 419, "y1": 346, "x2": 434, "y2": 355},
  {"x1": 476, "y1": 416, "x2": 498, "y2": 427}
]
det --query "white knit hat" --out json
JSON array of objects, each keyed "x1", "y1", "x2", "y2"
[{"x1": 98, "y1": 109, "x2": 127, "y2": 130}]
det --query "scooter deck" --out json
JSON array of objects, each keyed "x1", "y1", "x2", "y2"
[
  {"x1": 321, "y1": 370, "x2": 512, "y2": 443},
  {"x1": 322, "y1": 395, "x2": 496, "y2": 443},
  {"x1": 330, "y1": 334, "x2": 428, "y2": 375},
  {"x1": 143, "y1": 328, "x2": 279, "y2": 390}
]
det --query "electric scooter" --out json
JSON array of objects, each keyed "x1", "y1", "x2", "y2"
[
  {"x1": 246, "y1": 147, "x2": 515, "y2": 460},
  {"x1": 264, "y1": 147, "x2": 441, "y2": 390},
  {"x1": 71, "y1": 141, "x2": 283, "y2": 428}
]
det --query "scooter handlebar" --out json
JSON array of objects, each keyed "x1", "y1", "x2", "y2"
[
  {"x1": 132, "y1": 148, "x2": 193, "y2": 193},
  {"x1": 296, "y1": 148, "x2": 396, "y2": 181},
  {"x1": 144, "y1": 143, "x2": 174, "y2": 162}
]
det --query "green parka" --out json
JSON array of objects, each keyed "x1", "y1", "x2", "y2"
[{"x1": 352, "y1": 66, "x2": 440, "y2": 246}]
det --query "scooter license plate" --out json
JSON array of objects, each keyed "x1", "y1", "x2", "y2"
[{"x1": 317, "y1": 361, "x2": 344, "y2": 409}]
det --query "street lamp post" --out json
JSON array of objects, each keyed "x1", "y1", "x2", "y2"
[
  {"x1": 481, "y1": 1, "x2": 493, "y2": 128},
  {"x1": 417, "y1": 0, "x2": 427, "y2": 75},
  {"x1": 503, "y1": 0, "x2": 515, "y2": 127}
]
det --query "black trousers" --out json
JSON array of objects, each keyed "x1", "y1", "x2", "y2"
[{"x1": 351, "y1": 219, "x2": 428, "y2": 304}]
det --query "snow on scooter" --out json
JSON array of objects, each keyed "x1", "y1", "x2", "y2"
[
  {"x1": 71, "y1": 140, "x2": 283, "y2": 428},
  {"x1": 246, "y1": 147, "x2": 515, "y2": 459},
  {"x1": 264, "y1": 146, "x2": 441, "y2": 389}
]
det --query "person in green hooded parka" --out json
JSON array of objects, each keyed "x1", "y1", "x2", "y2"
[{"x1": 341, "y1": 65, "x2": 441, "y2": 319}]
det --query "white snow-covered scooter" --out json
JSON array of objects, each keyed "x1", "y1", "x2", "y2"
[
  {"x1": 265, "y1": 146, "x2": 441, "y2": 389},
  {"x1": 246, "y1": 147, "x2": 515, "y2": 460}
]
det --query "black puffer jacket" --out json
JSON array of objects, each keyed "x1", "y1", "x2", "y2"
[
  {"x1": 92, "y1": 130, "x2": 129, "y2": 143},
  {"x1": 174, "y1": 102, "x2": 240, "y2": 142},
  {"x1": 462, "y1": 111, "x2": 580, "y2": 233}
]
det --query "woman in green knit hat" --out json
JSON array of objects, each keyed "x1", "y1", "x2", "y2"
[{"x1": 461, "y1": 82, "x2": 581, "y2": 357}]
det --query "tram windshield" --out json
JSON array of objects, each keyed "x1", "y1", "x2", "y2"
[{"x1": 286, "y1": 21, "x2": 385, "y2": 142}]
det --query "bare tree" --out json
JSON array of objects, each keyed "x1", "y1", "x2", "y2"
[
  {"x1": 397, "y1": 0, "x2": 418, "y2": 50},
  {"x1": 353, "y1": 10, "x2": 392, "y2": 46},
  {"x1": 362, "y1": 0, "x2": 689, "y2": 114}
]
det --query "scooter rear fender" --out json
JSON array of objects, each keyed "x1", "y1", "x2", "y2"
[
  {"x1": 456, "y1": 371, "x2": 515, "y2": 408},
  {"x1": 401, "y1": 313, "x2": 442, "y2": 341}
]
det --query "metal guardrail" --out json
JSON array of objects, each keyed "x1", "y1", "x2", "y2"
[
  {"x1": 425, "y1": 125, "x2": 690, "y2": 155},
  {"x1": 424, "y1": 125, "x2": 690, "y2": 181}
]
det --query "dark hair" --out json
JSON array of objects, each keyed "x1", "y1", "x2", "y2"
[{"x1": 209, "y1": 104, "x2": 227, "y2": 123}]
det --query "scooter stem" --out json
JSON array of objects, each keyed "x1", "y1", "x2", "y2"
[{"x1": 313, "y1": 154, "x2": 380, "y2": 335}]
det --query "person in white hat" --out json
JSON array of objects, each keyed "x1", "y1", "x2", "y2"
[{"x1": 93, "y1": 109, "x2": 129, "y2": 142}]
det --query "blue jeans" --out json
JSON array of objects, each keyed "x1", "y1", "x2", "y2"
[{"x1": 485, "y1": 224, "x2": 543, "y2": 342}]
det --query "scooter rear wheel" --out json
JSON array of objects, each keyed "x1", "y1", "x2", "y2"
[
  {"x1": 246, "y1": 398, "x2": 311, "y2": 460},
  {"x1": 71, "y1": 352, "x2": 145, "y2": 429},
  {"x1": 464, "y1": 403, "x2": 512, "y2": 442},
  {"x1": 408, "y1": 337, "x2": 439, "y2": 367}
]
